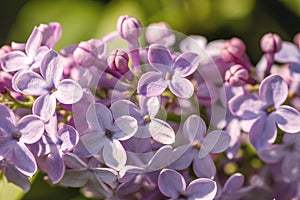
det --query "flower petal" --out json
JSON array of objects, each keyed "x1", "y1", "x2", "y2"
[
  {"x1": 272, "y1": 105, "x2": 300, "y2": 133},
  {"x1": 46, "y1": 147, "x2": 65, "y2": 184},
  {"x1": 18, "y1": 115, "x2": 44, "y2": 144},
  {"x1": 1, "y1": 51, "x2": 29, "y2": 72},
  {"x1": 257, "y1": 145, "x2": 286, "y2": 163},
  {"x1": 103, "y1": 139, "x2": 127, "y2": 170},
  {"x1": 55, "y1": 79, "x2": 83, "y2": 104},
  {"x1": 249, "y1": 116, "x2": 277, "y2": 151},
  {"x1": 173, "y1": 52, "x2": 199, "y2": 77},
  {"x1": 274, "y1": 41, "x2": 300, "y2": 63},
  {"x1": 259, "y1": 74, "x2": 288, "y2": 107},
  {"x1": 110, "y1": 99, "x2": 141, "y2": 120},
  {"x1": 113, "y1": 116, "x2": 138, "y2": 141},
  {"x1": 26, "y1": 27, "x2": 42, "y2": 58},
  {"x1": 186, "y1": 178, "x2": 217, "y2": 199},
  {"x1": 3, "y1": 163, "x2": 31, "y2": 192},
  {"x1": 63, "y1": 152, "x2": 87, "y2": 169},
  {"x1": 59, "y1": 170, "x2": 88, "y2": 187},
  {"x1": 199, "y1": 130, "x2": 230, "y2": 158},
  {"x1": 147, "y1": 145, "x2": 173, "y2": 170},
  {"x1": 40, "y1": 49, "x2": 63, "y2": 85},
  {"x1": 223, "y1": 173, "x2": 245, "y2": 192},
  {"x1": 13, "y1": 71, "x2": 48, "y2": 96},
  {"x1": 281, "y1": 152, "x2": 300, "y2": 182},
  {"x1": 80, "y1": 132, "x2": 107, "y2": 155},
  {"x1": 86, "y1": 103, "x2": 112, "y2": 131},
  {"x1": 148, "y1": 44, "x2": 172, "y2": 72},
  {"x1": 139, "y1": 96, "x2": 160, "y2": 117},
  {"x1": 32, "y1": 94, "x2": 57, "y2": 122},
  {"x1": 0, "y1": 104, "x2": 16, "y2": 130},
  {"x1": 229, "y1": 93, "x2": 265, "y2": 120},
  {"x1": 158, "y1": 169, "x2": 186, "y2": 198},
  {"x1": 58, "y1": 125, "x2": 79, "y2": 152},
  {"x1": 148, "y1": 118, "x2": 175, "y2": 144},
  {"x1": 183, "y1": 115, "x2": 206, "y2": 143},
  {"x1": 137, "y1": 71, "x2": 167, "y2": 97},
  {"x1": 169, "y1": 76, "x2": 194, "y2": 99},
  {"x1": 169, "y1": 145, "x2": 194, "y2": 170},
  {"x1": 193, "y1": 155, "x2": 216, "y2": 179}
]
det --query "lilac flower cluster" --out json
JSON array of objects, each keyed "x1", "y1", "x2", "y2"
[{"x1": 0, "y1": 15, "x2": 300, "y2": 199}]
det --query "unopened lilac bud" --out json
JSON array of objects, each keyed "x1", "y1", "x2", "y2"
[
  {"x1": 293, "y1": 33, "x2": 300, "y2": 49},
  {"x1": 117, "y1": 15, "x2": 142, "y2": 42},
  {"x1": 221, "y1": 38, "x2": 246, "y2": 62},
  {"x1": 225, "y1": 64, "x2": 249, "y2": 86},
  {"x1": 73, "y1": 41, "x2": 98, "y2": 67},
  {"x1": 107, "y1": 50, "x2": 129, "y2": 74},
  {"x1": 260, "y1": 33, "x2": 282, "y2": 53},
  {"x1": 0, "y1": 45, "x2": 12, "y2": 57}
]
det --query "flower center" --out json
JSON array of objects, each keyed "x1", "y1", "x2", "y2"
[
  {"x1": 143, "y1": 115, "x2": 151, "y2": 125},
  {"x1": 266, "y1": 105, "x2": 275, "y2": 113},
  {"x1": 105, "y1": 129, "x2": 114, "y2": 139},
  {"x1": 13, "y1": 133, "x2": 21, "y2": 140},
  {"x1": 193, "y1": 140, "x2": 202, "y2": 149},
  {"x1": 165, "y1": 72, "x2": 171, "y2": 80},
  {"x1": 51, "y1": 88, "x2": 57, "y2": 94}
]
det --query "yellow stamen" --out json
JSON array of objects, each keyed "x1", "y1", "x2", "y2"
[
  {"x1": 13, "y1": 133, "x2": 20, "y2": 139},
  {"x1": 143, "y1": 115, "x2": 151, "y2": 123},
  {"x1": 193, "y1": 141, "x2": 201, "y2": 149},
  {"x1": 165, "y1": 72, "x2": 171, "y2": 80},
  {"x1": 266, "y1": 105, "x2": 275, "y2": 113}
]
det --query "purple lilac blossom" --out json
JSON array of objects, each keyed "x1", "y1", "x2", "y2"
[
  {"x1": 0, "y1": 104, "x2": 44, "y2": 177},
  {"x1": 229, "y1": 74, "x2": 300, "y2": 150},
  {"x1": 80, "y1": 102, "x2": 138, "y2": 170},
  {"x1": 170, "y1": 115, "x2": 230, "y2": 179},
  {"x1": 158, "y1": 169, "x2": 217, "y2": 199},
  {"x1": 137, "y1": 44, "x2": 200, "y2": 99},
  {"x1": 13, "y1": 49, "x2": 83, "y2": 121}
]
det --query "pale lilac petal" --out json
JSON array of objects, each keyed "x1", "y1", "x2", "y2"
[
  {"x1": 222, "y1": 173, "x2": 244, "y2": 193},
  {"x1": 86, "y1": 103, "x2": 112, "y2": 131},
  {"x1": 1, "y1": 51, "x2": 28, "y2": 72},
  {"x1": 60, "y1": 170, "x2": 88, "y2": 187},
  {"x1": 63, "y1": 152, "x2": 87, "y2": 169},
  {"x1": 148, "y1": 118, "x2": 175, "y2": 144},
  {"x1": 0, "y1": 104, "x2": 16, "y2": 128},
  {"x1": 148, "y1": 44, "x2": 172, "y2": 72},
  {"x1": 281, "y1": 152, "x2": 300, "y2": 182},
  {"x1": 11, "y1": 143, "x2": 37, "y2": 177},
  {"x1": 80, "y1": 132, "x2": 107, "y2": 155},
  {"x1": 46, "y1": 147, "x2": 65, "y2": 183},
  {"x1": 113, "y1": 116, "x2": 138, "y2": 140},
  {"x1": 257, "y1": 145, "x2": 286, "y2": 163},
  {"x1": 40, "y1": 50, "x2": 63, "y2": 85},
  {"x1": 183, "y1": 115, "x2": 206, "y2": 143},
  {"x1": 186, "y1": 178, "x2": 217, "y2": 199},
  {"x1": 274, "y1": 41, "x2": 300, "y2": 63},
  {"x1": 272, "y1": 106, "x2": 300, "y2": 133},
  {"x1": 193, "y1": 155, "x2": 216, "y2": 179},
  {"x1": 169, "y1": 145, "x2": 194, "y2": 170},
  {"x1": 103, "y1": 139, "x2": 126, "y2": 170},
  {"x1": 18, "y1": 115, "x2": 44, "y2": 144},
  {"x1": 58, "y1": 125, "x2": 79, "y2": 152},
  {"x1": 32, "y1": 94, "x2": 57, "y2": 121},
  {"x1": 283, "y1": 132, "x2": 300, "y2": 145},
  {"x1": 13, "y1": 71, "x2": 49, "y2": 96},
  {"x1": 229, "y1": 93, "x2": 266, "y2": 120},
  {"x1": 110, "y1": 100, "x2": 141, "y2": 120},
  {"x1": 169, "y1": 76, "x2": 194, "y2": 99},
  {"x1": 55, "y1": 79, "x2": 83, "y2": 104},
  {"x1": 26, "y1": 27, "x2": 42, "y2": 58},
  {"x1": 139, "y1": 96, "x2": 160, "y2": 117},
  {"x1": 179, "y1": 35, "x2": 207, "y2": 53},
  {"x1": 199, "y1": 130, "x2": 230, "y2": 158},
  {"x1": 226, "y1": 118, "x2": 241, "y2": 159},
  {"x1": 4, "y1": 164, "x2": 31, "y2": 192},
  {"x1": 147, "y1": 145, "x2": 173, "y2": 170},
  {"x1": 91, "y1": 168, "x2": 118, "y2": 187},
  {"x1": 137, "y1": 71, "x2": 167, "y2": 97},
  {"x1": 30, "y1": 46, "x2": 49, "y2": 69},
  {"x1": 249, "y1": 116, "x2": 277, "y2": 151},
  {"x1": 259, "y1": 74, "x2": 288, "y2": 107},
  {"x1": 173, "y1": 52, "x2": 199, "y2": 77},
  {"x1": 158, "y1": 169, "x2": 186, "y2": 198}
]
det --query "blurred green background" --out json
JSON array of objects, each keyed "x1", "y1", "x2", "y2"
[{"x1": 0, "y1": 0, "x2": 299, "y2": 199}]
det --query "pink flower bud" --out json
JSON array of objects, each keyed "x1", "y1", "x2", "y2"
[
  {"x1": 107, "y1": 50, "x2": 129, "y2": 74},
  {"x1": 225, "y1": 64, "x2": 249, "y2": 86},
  {"x1": 260, "y1": 33, "x2": 282, "y2": 53},
  {"x1": 293, "y1": 33, "x2": 300, "y2": 49},
  {"x1": 117, "y1": 15, "x2": 142, "y2": 42},
  {"x1": 0, "y1": 45, "x2": 12, "y2": 57},
  {"x1": 221, "y1": 38, "x2": 246, "y2": 62},
  {"x1": 73, "y1": 41, "x2": 98, "y2": 67}
]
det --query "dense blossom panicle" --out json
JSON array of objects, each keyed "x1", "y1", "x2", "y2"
[{"x1": 1, "y1": 15, "x2": 300, "y2": 200}]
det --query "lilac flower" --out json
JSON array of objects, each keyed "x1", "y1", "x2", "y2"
[
  {"x1": 137, "y1": 44, "x2": 200, "y2": 99},
  {"x1": 0, "y1": 104, "x2": 44, "y2": 177},
  {"x1": 14, "y1": 49, "x2": 83, "y2": 121},
  {"x1": 229, "y1": 74, "x2": 300, "y2": 150},
  {"x1": 0, "y1": 158, "x2": 31, "y2": 192},
  {"x1": 170, "y1": 115, "x2": 230, "y2": 179},
  {"x1": 80, "y1": 102, "x2": 138, "y2": 170},
  {"x1": 158, "y1": 169, "x2": 217, "y2": 199},
  {"x1": 37, "y1": 22, "x2": 62, "y2": 48},
  {"x1": 1, "y1": 27, "x2": 48, "y2": 72},
  {"x1": 60, "y1": 153, "x2": 118, "y2": 198},
  {"x1": 111, "y1": 96, "x2": 175, "y2": 144},
  {"x1": 258, "y1": 132, "x2": 300, "y2": 182}
]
